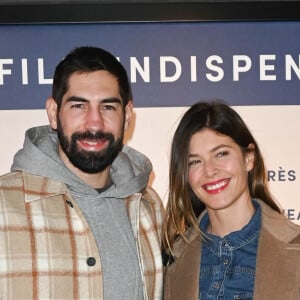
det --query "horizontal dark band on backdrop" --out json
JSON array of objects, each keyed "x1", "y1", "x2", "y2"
[{"x1": 1, "y1": 2, "x2": 300, "y2": 24}]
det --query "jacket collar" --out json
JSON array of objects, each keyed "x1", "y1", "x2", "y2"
[
  {"x1": 21, "y1": 171, "x2": 68, "y2": 203},
  {"x1": 171, "y1": 198, "x2": 299, "y2": 260},
  {"x1": 21, "y1": 171, "x2": 155, "y2": 206},
  {"x1": 258, "y1": 199, "x2": 299, "y2": 244}
]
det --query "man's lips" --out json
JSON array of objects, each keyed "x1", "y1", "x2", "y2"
[
  {"x1": 77, "y1": 138, "x2": 108, "y2": 151},
  {"x1": 202, "y1": 178, "x2": 230, "y2": 194}
]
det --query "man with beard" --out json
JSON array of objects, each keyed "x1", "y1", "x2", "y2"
[{"x1": 0, "y1": 46, "x2": 164, "y2": 300}]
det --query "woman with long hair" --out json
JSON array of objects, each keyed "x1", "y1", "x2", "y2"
[{"x1": 163, "y1": 100, "x2": 300, "y2": 300}]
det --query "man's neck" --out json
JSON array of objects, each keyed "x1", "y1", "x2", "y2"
[
  {"x1": 58, "y1": 147, "x2": 111, "y2": 189},
  {"x1": 76, "y1": 168, "x2": 111, "y2": 189}
]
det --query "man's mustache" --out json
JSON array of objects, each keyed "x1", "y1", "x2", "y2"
[{"x1": 72, "y1": 131, "x2": 114, "y2": 141}]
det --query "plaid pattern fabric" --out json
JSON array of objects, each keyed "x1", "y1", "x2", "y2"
[
  {"x1": 0, "y1": 171, "x2": 164, "y2": 299},
  {"x1": 126, "y1": 187, "x2": 164, "y2": 300}
]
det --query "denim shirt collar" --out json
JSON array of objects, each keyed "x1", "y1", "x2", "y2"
[{"x1": 200, "y1": 200, "x2": 261, "y2": 255}]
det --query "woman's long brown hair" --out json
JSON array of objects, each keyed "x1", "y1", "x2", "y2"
[{"x1": 163, "y1": 100, "x2": 281, "y2": 252}]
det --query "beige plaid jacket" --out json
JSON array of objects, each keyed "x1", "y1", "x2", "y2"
[{"x1": 0, "y1": 171, "x2": 164, "y2": 299}]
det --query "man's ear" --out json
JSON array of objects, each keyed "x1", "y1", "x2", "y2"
[
  {"x1": 124, "y1": 100, "x2": 133, "y2": 131},
  {"x1": 46, "y1": 97, "x2": 58, "y2": 130},
  {"x1": 245, "y1": 143, "x2": 255, "y2": 172}
]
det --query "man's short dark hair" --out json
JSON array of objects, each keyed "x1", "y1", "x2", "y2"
[{"x1": 52, "y1": 46, "x2": 132, "y2": 109}]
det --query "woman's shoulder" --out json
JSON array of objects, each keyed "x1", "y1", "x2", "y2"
[{"x1": 258, "y1": 199, "x2": 300, "y2": 245}]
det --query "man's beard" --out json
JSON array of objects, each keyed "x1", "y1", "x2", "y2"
[{"x1": 57, "y1": 121, "x2": 123, "y2": 174}]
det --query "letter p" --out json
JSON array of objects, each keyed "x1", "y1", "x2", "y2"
[{"x1": 233, "y1": 55, "x2": 251, "y2": 81}]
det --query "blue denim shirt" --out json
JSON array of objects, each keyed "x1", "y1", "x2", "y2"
[{"x1": 199, "y1": 200, "x2": 261, "y2": 300}]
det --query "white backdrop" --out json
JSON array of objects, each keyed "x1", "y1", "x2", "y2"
[{"x1": 1, "y1": 105, "x2": 299, "y2": 224}]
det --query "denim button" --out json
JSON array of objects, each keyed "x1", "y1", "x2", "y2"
[
  {"x1": 214, "y1": 282, "x2": 220, "y2": 289},
  {"x1": 223, "y1": 258, "x2": 229, "y2": 265},
  {"x1": 87, "y1": 257, "x2": 96, "y2": 266}
]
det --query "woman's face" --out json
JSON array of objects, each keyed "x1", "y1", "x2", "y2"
[{"x1": 188, "y1": 128, "x2": 254, "y2": 213}]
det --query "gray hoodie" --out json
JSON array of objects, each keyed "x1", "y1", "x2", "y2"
[
  {"x1": 12, "y1": 125, "x2": 152, "y2": 198},
  {"x1": 11, "y1": 125, "x2": 150, "y2": 299}
]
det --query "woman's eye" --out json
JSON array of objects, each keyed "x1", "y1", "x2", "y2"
[
  {"x1": 216, "y1": 151, "x2": 228, "y2": 158},
  {"x1": 189, "y1": 160, "x2": 202, "y2": 166}
]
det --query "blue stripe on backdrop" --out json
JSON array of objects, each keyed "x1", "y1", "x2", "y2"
[{"x1": 0, "y1": 21, "x2": 299, "y2": 109}]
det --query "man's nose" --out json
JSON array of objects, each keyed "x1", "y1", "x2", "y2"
[{"x1": 85, "y1": 108, "x2": 104, "y2": 131}]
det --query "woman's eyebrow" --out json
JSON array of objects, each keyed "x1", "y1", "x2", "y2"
[
  {"x1": 210, "y1": 144, "x2": 231, "y2": 153},
  {"x1": 188, "y1": 144, "x2": 231, "y2": 157}
]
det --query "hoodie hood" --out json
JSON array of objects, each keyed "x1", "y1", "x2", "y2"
[{"x1": 11, "y1": 125, "x2": 152, "y2": 198}]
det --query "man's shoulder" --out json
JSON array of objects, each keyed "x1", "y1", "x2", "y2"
[
  {"x1": 0, "y1": 171, "x2": 67, "y2": 201},
  {"x1": 126, "y1": 186, "x2": 165, "y2": 221},
  {"x1": 0, "y1": 171, "x2": 51, "y2": 187},
  {"x1": 142, "y1": 186, "x2": 162, "y2": 204},
  {"x1": 0, "y1": 171, "x2": 24, "y2": 187},
  {"x1": 141, "y1": 186, "x2": 165, "y2": 223}
]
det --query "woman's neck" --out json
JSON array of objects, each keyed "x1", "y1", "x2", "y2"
[{"x1": 207, "y1": 200, "x2": 255, "y2": 237}]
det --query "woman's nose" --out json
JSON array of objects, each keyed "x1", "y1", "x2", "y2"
[{"x1": 203, "y1": 160, "x2": 218, "y2": 177}]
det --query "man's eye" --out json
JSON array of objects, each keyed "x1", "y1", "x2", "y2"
[
  {"x1": 71, "y1": 103, "x2": 85, "y2": 109},
  {"x1": 102, "y1": 105, "x2": 117, "y2": 111}
]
